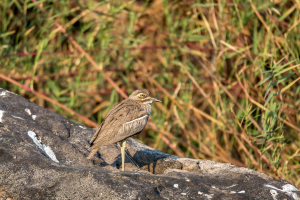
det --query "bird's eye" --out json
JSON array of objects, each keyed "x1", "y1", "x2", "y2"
[{"x1": 139, "y1": 94, "x2": 146, "y2": 98}]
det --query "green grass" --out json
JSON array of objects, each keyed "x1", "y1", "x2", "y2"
[{"x1": 1, "y1": 0, "x2": 300, "y2": 187}]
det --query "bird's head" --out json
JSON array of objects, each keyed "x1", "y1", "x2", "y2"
[{"x1": 129, "y1": 89, "x2": 161, "y2": 104}]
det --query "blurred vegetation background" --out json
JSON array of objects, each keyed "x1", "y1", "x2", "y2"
[{"x1": 1, "y1": 0, "x2": 300, "y2": 187}]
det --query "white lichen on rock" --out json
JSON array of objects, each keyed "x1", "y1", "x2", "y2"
[
  {"x1": 0, "y1": 90, "x2": 16, "y2": 96},
  {"x1": 270, "y1": 189, "x2": 278, "y2": 200},
  {"x1": 0, "y1": 91, "x2": 7, "y2": 96},
  {"x1": 27, "y1": 131, "x2": 59, "y2": 163},
  {"x1": 0, "y1": 110, "x2": 5, "y2": 122},
  {"x1": 265, "y1": 184, "x2": 299, "y2": 200},
  {"x1": 204, "y1": 194, "x2": 214, "y2": 199},
  {"x1": 25, "y1": 108, "x2": 32, "y2": 115},
  {"x1": 12, "y1": 115, "x2": 24, "y2": 120}
]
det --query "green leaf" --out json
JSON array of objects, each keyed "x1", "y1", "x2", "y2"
[
  {"x1": 192, "y1": 3, "x2": 218, "y2": 7},
  {"x1": 259, "y1": 74, "x2": 273, "y2": 86},
  {"x1": 276, "y1": 72, "x2": 296, "y2": 85},
  {"x1": 188, "y1": 27, "x2": 206, "y2": 34},
  {"x1": 274, "y1": 63, "x2": 300, "y2": 77},
  {"x1": 264, "y1": 81, "x2": 273, "y2": 99},
  {"x1": 273, "y1": 56, "x2": 288, "y2": 68},
  {"x1": 0, "y1": 30, "x2": 16, "y2": 38},
  {"x1": 186, "y1": 35, "x2": 210, "y2": 42},
  {"x1": 280, "y1": 77, "x2": 300, "y2": 94},
  {"x1": 261, "y1": 70, "x2": 272, "y2": 74},
  {"x1": 268, "y1": 136, "x2": 284, "y2": 141},
  {"x1": 273, "y1": 60, "x2": 296, "y2": 73},
  {"x1": 264, "y1": 90, "x2": 274, "y2": 106}
]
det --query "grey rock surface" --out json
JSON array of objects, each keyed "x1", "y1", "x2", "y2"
[{"x1": 0, "y1": 87, "x2": 299, "y2": 200}]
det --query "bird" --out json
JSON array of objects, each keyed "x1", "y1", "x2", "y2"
[{"x1": 87, "y1": 89, "x2": 161, "y2": 171}]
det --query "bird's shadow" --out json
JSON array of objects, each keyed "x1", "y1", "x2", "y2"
[
  {"x1": 131, "y1": 149, "x2": 171, "y2": 174},
  {"x1": 115, "y1": 146, "x2": 177, "y2": 174},
  {"x1": 91, "y1": 139, "x2": 181, "y2": 173},
  {"x1": 105, "y1": 146, "x2": 168, "y2": 173},
  {"x1": 110, "y1": 153, "x2": 122, "y2": 169}
]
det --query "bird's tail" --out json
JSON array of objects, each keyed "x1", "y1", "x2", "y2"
[{"x1": 87, "y1": 148, "x2": 98, "y2": 159}]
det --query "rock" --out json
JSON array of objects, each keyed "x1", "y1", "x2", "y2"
[{"x1": 0, "y1": 87, "x2": 299, "y2": 199}]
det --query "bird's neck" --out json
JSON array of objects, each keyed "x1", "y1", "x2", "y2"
[{"x1": 141, "y1": 103, "x2": 152, "y2": 116}]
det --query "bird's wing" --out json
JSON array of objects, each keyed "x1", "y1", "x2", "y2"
[
  {"x1": 89, "y1": 123, "x2": 104, "y2": 146},
  {"x1": 90, "y1": 99, "x2": 129, "y2": 146},
  {"x1": 90, "y1": 100, "x2": 148, "y2": 147}
]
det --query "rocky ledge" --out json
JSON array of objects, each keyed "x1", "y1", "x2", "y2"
[{"x1": 0, "y1": 88, "x2": 299, "y2": 199}]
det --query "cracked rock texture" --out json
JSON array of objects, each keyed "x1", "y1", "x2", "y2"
[{"x1": 0, "y1": 87, "x2": 299, "y2": 200}]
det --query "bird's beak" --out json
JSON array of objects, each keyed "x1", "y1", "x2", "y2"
[{"x1": 151, "y1": 97, "x2": 162, "y2": 102}]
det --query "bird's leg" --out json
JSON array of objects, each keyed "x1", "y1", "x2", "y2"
[
  {"x1": 120, "y1": 139, "x2": 126, "y2": 171},
  {"x1": 117, "y1": 143, "x2": 140, "y2": 170}
]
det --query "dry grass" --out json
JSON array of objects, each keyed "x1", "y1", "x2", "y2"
[{"x1": 1, "y1": 0, "x2": 300, "y2": 187}]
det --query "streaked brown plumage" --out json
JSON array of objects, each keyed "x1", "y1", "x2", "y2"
[{"x1": 87, "y1": 89, "x2": 161, "y2": 171}]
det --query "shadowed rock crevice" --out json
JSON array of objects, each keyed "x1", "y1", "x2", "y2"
[{"x1": 0, "y1": 88, "x2": 299, "y2": 199}]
